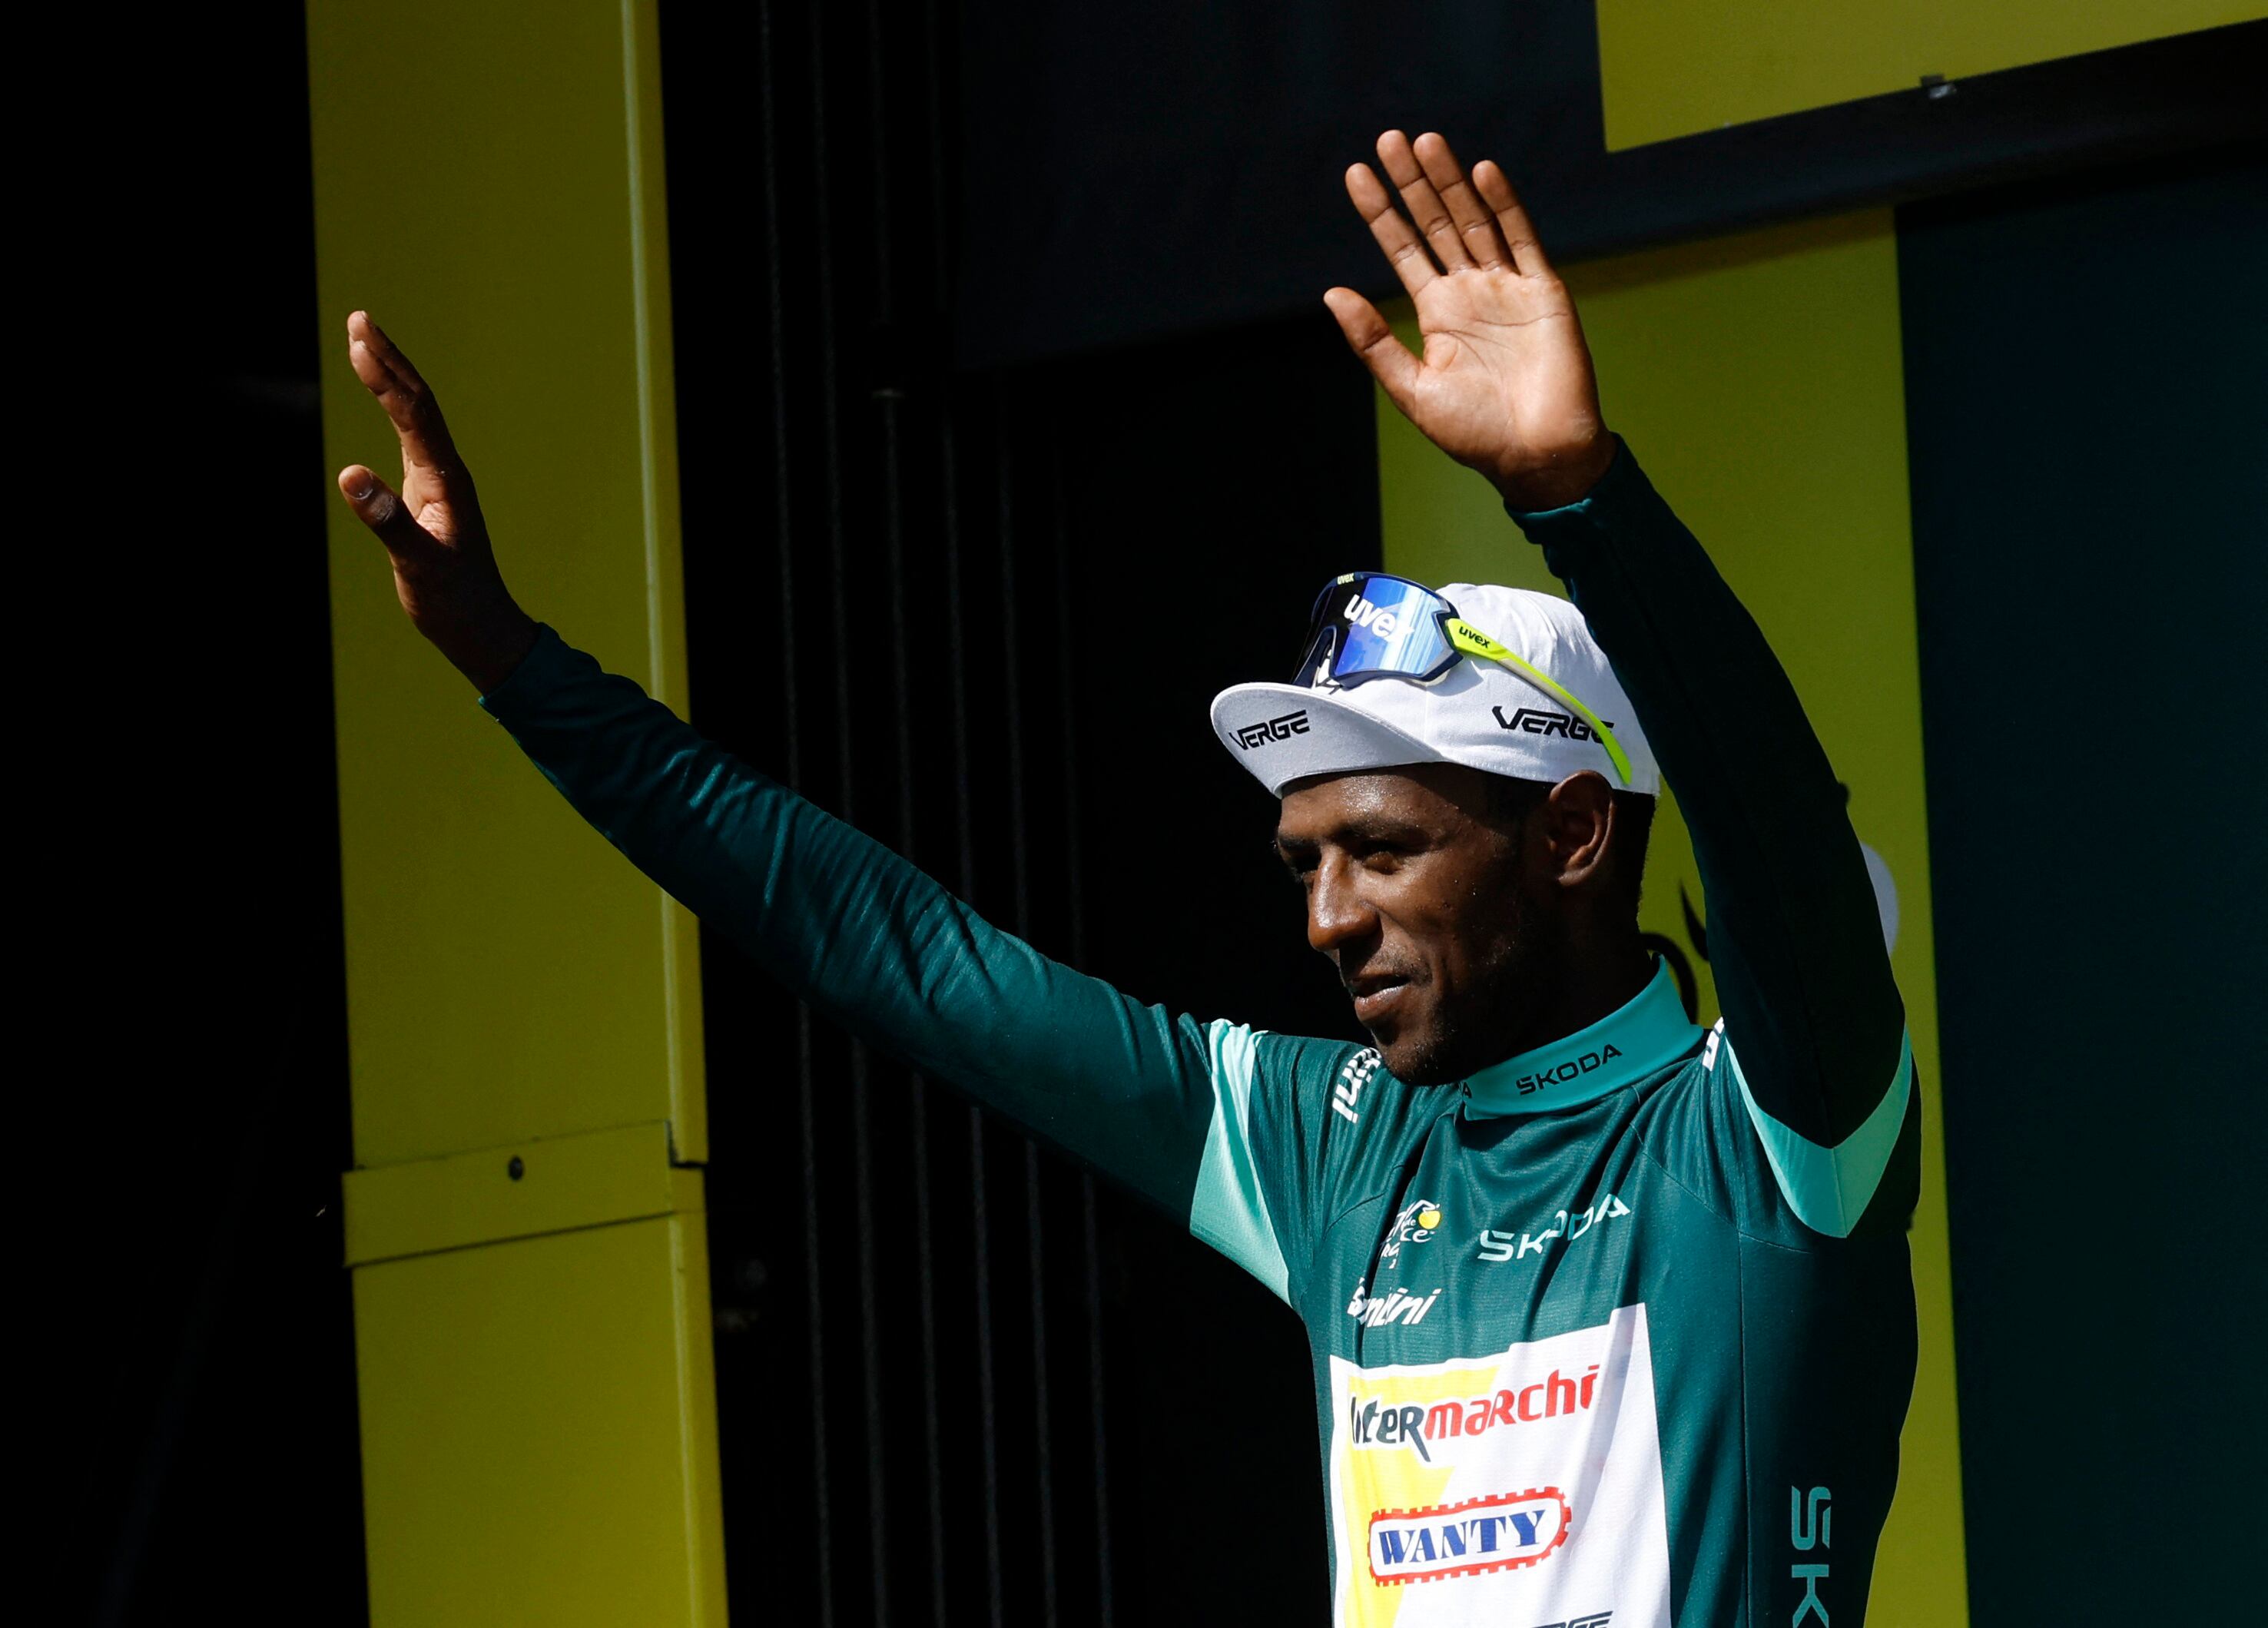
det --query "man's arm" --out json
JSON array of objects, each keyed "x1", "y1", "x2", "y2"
[
  {"x1": 330, "y1": 313, "x2": 1325, "y2": 1295},
  {"x1": 1509, "y1": 449, "x2": 1914, "y2": 1238},
  {"x1": 1327, "y1": 134, "x2": 1911, "y2": 1238}
]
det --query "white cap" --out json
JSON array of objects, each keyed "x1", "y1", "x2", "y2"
[{"x1": 1209, "y1": 582, "x2": 1659, "y2": 797}]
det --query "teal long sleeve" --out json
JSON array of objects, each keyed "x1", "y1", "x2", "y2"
[
  {"x1": 477, "y1": 631, "x2": 1226, "y2": 1217},
  {"x1": 1510, "y1": 443, "x2": 1908, "y2": 1154}
]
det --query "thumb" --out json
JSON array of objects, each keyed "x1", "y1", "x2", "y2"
[
  {"x1": 1324, "y1": 288, "x2": 1421, "y2": 418},
  {"x1": 337, "y1": 465, "x2": 437, "y2": 562}
]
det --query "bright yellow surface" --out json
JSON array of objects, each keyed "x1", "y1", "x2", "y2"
[
  {"x1": 353, "y1": 1209, "x2": 727, "y2": 1627},
  {"x1": 343, "y1": 1121, "x2": 688, "y2": 1266},
  {"x1": 1596, "y1": 0, "x2": 2256, "y2": 150},
  {"x1": 310, "y1": 2, "x2": 725, "y2": 1621},
  {"x1": 309, "y1": 0, "x2": 705, "y2": 1166},
  {"x1": 1377, "y1": 212, "x2": 1968, "y2": 1624}
]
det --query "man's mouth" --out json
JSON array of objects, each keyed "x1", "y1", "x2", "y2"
[{"x1": 1345, "y1": 970, "x2": 1417, "y2": 1025}]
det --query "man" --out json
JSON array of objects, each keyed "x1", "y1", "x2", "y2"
[{"x1": 339, "y1": 132, "x2": 1917, "y2": 1626}]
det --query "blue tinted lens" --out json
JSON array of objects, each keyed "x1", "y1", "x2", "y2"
[{"x1": 1296, "y1": 575, "x2": 1457, "y2": 686}]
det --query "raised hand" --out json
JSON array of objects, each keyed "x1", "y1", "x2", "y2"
[
  {"x1": 336, "y1": 312, "x2": 537, "y2": 691},
  {"x1": 1325, "y1": 131, "x2": 1616, "y2": 512}
]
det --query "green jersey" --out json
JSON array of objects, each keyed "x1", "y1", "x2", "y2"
[{"x1": 481, "y1": 446, "x2": 1918, "y2": 1626}]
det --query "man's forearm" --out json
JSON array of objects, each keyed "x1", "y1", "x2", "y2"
[{"x1": 475, "y1": 625, "x2": 1232, "y2": 1215}]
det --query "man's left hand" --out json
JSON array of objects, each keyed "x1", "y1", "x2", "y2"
[{"x1": 1325, "y1": 131, "x2": 1616, "y2": 512}]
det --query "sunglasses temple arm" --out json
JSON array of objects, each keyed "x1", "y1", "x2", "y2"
[{"x1": 1455, "y1": 630, "x2": 1636, "y2": 786}]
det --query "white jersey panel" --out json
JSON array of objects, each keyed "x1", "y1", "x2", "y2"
[{"x1": 1326, "y1": 1304, "x2": 1672, "y2": 1628}]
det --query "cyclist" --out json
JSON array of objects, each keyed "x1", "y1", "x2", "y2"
[{"x1": 338, "y1": 131, "x2": 1916, "y2": 1627}]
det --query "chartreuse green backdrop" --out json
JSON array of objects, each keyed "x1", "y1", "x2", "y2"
[
  {"x1": 1376, "y1": 211, "x2": 1969, "y2": 1626},
  {"x1": 309, "y1": 0, "x2": 724, "y2": 1623},
  {"x1": 1594, "y1": 0, "x2": 2256, "y2": 150}
]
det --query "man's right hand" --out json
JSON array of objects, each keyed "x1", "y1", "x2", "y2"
[{"x1": 336, "y1": 311, "x2": 539, "y2": 693}]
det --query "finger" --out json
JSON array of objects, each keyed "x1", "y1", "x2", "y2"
[
  {"x1": 1471, "y1": 161, "x2": 1552, "y2": 276},
  {"x1": 337, "y1": 465, "x2": 442, "y2": 563},
  {"x1": 1413, "y1": 131, "x2": 1511, "y2": 270},
  {"x1": 1345, "y1": 163, "x2": 1438, "y2": 299},
  {"x1": 1375, "y1": 130, "x2": 1473, "y2": 272},
  {"x1": 345, "y1": 310, "x2": 466, "y2": 489},
  {"x1": 1323, "y1": 288, "x2": 1421, "y2": 418}
]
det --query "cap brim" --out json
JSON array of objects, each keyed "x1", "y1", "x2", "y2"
[{"x1": 1209, "y1": 682, "x2": 1447, "y2": 797}]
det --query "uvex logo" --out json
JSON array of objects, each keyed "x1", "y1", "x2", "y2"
[
  {"x1": 1343, "y1": 593, "x2": 1404, "y2": 638},
  {"x1": 1514, "y1": 1042, "x2": 1623, "y2": 1096},
  {"x1": 1235, "y1": 709, "x2": 1311, "y2": 750},
  {"x1": 1492, "y1": 705, "x2": 1615, "y2": 744}
]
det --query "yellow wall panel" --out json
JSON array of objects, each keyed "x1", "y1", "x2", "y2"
[
  {"x1": 310, "y1": 2, "x2": 724, "y2": 1619},
  {"x1": 353, "y1": 1209, "x2": 727, "y2": 1627},
  {"x1": 1597, "y1": 0, "x2": 2255, "y2": 150},
  {"x1": 1378, "y1": 212, "x2": 1968, "y2": 1624},
  {"x1": 308, "y1": 0, "x2": 704, "y2": 1166}
]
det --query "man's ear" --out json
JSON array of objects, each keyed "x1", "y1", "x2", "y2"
[{"x1": 1539, "y1": 771, "x2": 1617, "y2": 890}]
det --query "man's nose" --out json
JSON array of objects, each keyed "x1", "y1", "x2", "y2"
[{"x1": 1306, "y1": 855, "x2": 1376, "y2": 956}]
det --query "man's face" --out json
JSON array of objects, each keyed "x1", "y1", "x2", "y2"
[{"x1": 1273, "y1": 763, "x2": 1552, "y2": 1086}]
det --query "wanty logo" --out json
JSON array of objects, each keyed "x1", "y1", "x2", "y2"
[
  {"x1": 1235, "y1": 709, "x2": 1311, "y2": 750},
  {"x1": 1346, "y1": 1364, "x2": 1602, "y2": 1462},
  {"x1": 1493, "y1": 705, "x2": 1616, "y2": 742},
  {"x1": 1368, "y1": 1487, "x2": 1571, "y2": 1585},
  {"x1": 1378, "y1": 1198, "x2": 1442, "y2": 1262}
]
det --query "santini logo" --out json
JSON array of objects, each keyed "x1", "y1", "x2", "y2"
[
  {"x1": 1493, "y1": 705, "x2": 1615, "y2": 743},
  {"x1": 1367, "y1": 1487, "x2": 1571, "y2": 1585},
  {"x1": 1345, "y1": 1282, "x2": 1442, "y2": 1329},
  {"x1": 1235, "y1": 710, "x2": 1311, "y2": 750}
]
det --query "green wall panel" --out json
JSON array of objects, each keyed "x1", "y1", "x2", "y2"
[{"x1": 1899, "y1": 151, "x2": 2266, "y2": 1621}]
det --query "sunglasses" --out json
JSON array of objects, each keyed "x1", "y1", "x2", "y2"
[{"x1": 1294, "y1": 572, "x2": 1633, "y2": 786}]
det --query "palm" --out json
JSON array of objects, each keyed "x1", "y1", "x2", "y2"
[
  {"x1": 339, "y1": 312, "x2": 496, "y2": 614},
  {"x1": 1405, "y1": 270, "x2": 1598, "y2": 482},
  {"x1": 1325, "y1": 132, "x2": 1613, "y2": 510},
  {"x1": 397, "y1": 469, "x2": 463, "y2": 549}
]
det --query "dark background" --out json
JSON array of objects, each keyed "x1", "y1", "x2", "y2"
[
  {"x1": 72, "y1": 6, "x2": 361, "y2": 1623},
  {"x1": 75, "y1": 2, "x2": 2263, "y2": 1623},
  {"x1": 1900, "y1": 149, "x2": 2266, "y2": 1623}
]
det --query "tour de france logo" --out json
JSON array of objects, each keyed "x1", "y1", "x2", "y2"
[{"x1": 1378, "y1": 1198, "x2": 1443, "y2": 1264}]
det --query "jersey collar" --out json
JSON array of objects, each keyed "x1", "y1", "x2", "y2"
[{"x1": 1461, "y1": 959, "x2": 1701, "y2": 1119}]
